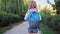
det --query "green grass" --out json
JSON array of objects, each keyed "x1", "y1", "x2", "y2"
[
  {"x1": 0, "y1": 22, "x2": 22, "y2": 34},
  {"x1": 0, "y1": 24, "x2": 13, "y2": 34},
  {"x1": 40, "y1": 23, "x2": 55, "y2": 34}
]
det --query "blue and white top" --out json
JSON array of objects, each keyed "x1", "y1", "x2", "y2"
[{"x1": 24, "y1": 9, "x2": 42, "y2": 21}]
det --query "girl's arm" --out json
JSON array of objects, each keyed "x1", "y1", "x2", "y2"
[{"x1": 24, "y1": 12, "x2": 30, "y2": 20}]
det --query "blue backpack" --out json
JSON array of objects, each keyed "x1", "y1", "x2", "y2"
[{"x1": 28, "y1": 11, "x2": 41, "y2": 21}]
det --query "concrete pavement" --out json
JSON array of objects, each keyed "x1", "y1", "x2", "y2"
[{"x1": 3, "y1": 21, "x2": 42, "y2": 34}]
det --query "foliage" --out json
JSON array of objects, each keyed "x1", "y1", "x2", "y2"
[
  {"x1": 0, "y1": 0, "x2": 28, "y2": 14},
  {"x1": 47, "y1": 0, "x2": 60, "y2": 14},
  {"x1": 0, "y1": 0, "x2": 29, "y2": 27},
  {"x1": 41, "y1": 8, "x2": 60, "y2": 34},
  {"x1": 0, "y1": 11, "x2": 20, "y2": 27},
  {"x1": 40, "y1": 23, "x2": 55, "y2": 34},
  {"x1": 41, "y1": 7, "x2": 51, "y2": 16},
  {"x1": 0, "y1": 24, "x2": 13, "y2": 34}
]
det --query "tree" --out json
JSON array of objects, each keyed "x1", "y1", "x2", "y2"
[
  {"x1": 0, "y1": 0, "x2": 29, "y2": 15},
  {"x1": 1, "y1": 0, "x2": 6, "y2": 11},
  {"x1": 47, "y1": 0, "x2": 60, "y2": 15}
]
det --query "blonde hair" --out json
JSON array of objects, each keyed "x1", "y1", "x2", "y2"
[{"x1": 29, "y1": 0, "x2": 37, "y2": 9}]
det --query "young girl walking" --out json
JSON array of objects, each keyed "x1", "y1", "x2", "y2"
[{"x1": 24, "y1": 0, "x2": 41, "y2": 34}]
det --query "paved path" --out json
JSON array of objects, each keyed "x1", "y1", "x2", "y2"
[{"x1": 3, "y1": 21, "x2": 42, "y2": 34}]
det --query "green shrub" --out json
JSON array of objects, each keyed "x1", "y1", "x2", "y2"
[
  {"x1": 41, "y1": 8, "x2": 60, "y2": 34},
  {"x1": 40, "y1": 23, "x2": 55, "y2": 34},
  {"x1": 0, "y1": 11, "x2": 21, "y2": 27},
  {"x1": 40, "y1": 8, "x2": 51, "y2": 24},
  {"x1": 48, "y1": 15, "x2": 60, "y2": 30},
  {"x1": 45, "y1": 15, "x2": 60, "y2": 34}
]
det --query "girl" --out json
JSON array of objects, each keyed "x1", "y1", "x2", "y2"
[{"x1": 24, "y1": 0, "x2": 41, "y2": 34}]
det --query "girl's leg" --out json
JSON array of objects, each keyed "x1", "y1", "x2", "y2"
[
  {"x1": 28, "y1": 27, "x2": 33, "y2": 34},
  {"x1": 29, "y1": 31, "x2": 37, "y2": 34},
  {"x1": 29, "y1": 32, "x2": 33, "y2": 34},
  {"x1": 29, "y1": 32, "x2": 37, "y2": 34}
]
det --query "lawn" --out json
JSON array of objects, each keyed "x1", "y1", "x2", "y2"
[
  {"x1": 40, "y1": 23, "x2": 55, "y2": 34},
  {"x1": 0, "y1": 24, "x2": 13, "y2": 34},
  {"x1": 0, "y1": 22, "x2": 22, "y2": 34}
]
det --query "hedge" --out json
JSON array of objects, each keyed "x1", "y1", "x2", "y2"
[
  {"x1": 41, "y1": 8, "x2": 60, "y2": 34},
  {"x1": 0, "y1": 11, "x2": 21, "y2": 27}
]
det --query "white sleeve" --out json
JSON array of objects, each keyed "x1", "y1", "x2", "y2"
[{"x1": 24, "y1": 12, "x2": 30, "y2": 20}]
